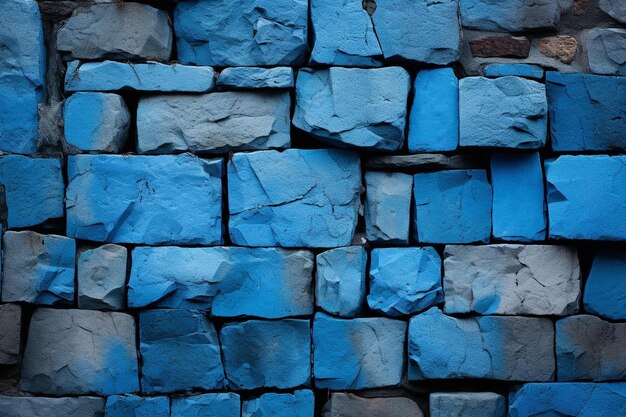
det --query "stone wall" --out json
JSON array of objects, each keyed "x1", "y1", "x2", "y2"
[{"x1": 0, "y1": 0, "x2": 625, "y2": 416}]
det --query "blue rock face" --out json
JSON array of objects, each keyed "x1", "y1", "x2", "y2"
[
  {"x1": 368, "y1": 247, "x2": 443, "y2": 316},
  {"x1": 460, "y1": 77, "x2": 547, "y2": 149},
  {"x1": 316, "y1": 246, "x2": 367, "y2": 318},
  {"x1": 105, "y1": 395, "x2": 170, "y2": 417},
  {"x1": 217, "y1": 67, "x2": 294, "y2": 89},
  {"x1": 220, "y1": 319, "x2": 311, "y2": 390},
  {"x1": 243, "y1": 390, "x2": 314, "y2": 417},
  {"x1": 585, "y1": 28, "x2": 626, "y2": 75},
  {"x1": 293, "y1": 67, "x2": 410, "y2": 151},
  {"x1": 0, "y1": 396, "x2": 105, "y2": 417},
  {"x1": 129, "y1": 246, "x2": 314, "y2": 318},
  {"x1": 584, "y1": 248, "x2": 626, "y2": 320},
  {"x1": 413, "y1": 170, "x2": 492, "y2": 244},
  {"x1": 461, "y1": 0, "x2": 560, "y2": 31},
  {"x1": 228, "y1": 149, "x2": 361, "y2": 247},
  {"x1": 600, "y1": 0, "x2": 626, "y2": 24},
  {"x1": 66, "y1": 154, "x2": 223, "y2": 245},
  {"x1": 490, "y1": 152, "x2": 546, "y2": 241},
  {"x1": 77, "y1": 244, "x2": 127, "y2": 311},
  {"x1": 408, "y1": 308, "x2": 555, "y2": 381},
  {"x1": 408, "y1": 68, "x2": 459, "y2": 152},
  {"x1": 430, "y1": 392, "x2": 506, "y2": 417},
  {"x1": 174, "y1": 0, "x2": 308, "y2": 66},
  {"x1": 0, "y1": 155, "x2": 64, "y2": 228},
  {"x1": 2, "y1": 231, "x2": 75, "y2": 305},
  {"x1": 546, "y1": 72, "x2": 626, "y2": 151},
  {"x1": 171, "y1": 393, "x2": 240, "y2": 417},
  {"x1": 139, "y1": 309, "x2": 225, "y2": 393},
  {"x1": 313, "y1": 312, "x2": 406, "y2": 389},
  {"x1": 545, "y1": 155, "x2": 626, "y2": 240},
  {"x1": 365, "y1": 172, "x2": 412, "y2": 244},
  {"x1": 0, "y1": 0, "x2": 45, "y2": 154},
  {"x1": 483, "y1": 63, "x2": 544, "y2": 80}
]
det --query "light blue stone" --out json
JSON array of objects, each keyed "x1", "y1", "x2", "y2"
[
  {"x1": 139, "y1": 309, "x2": 225, "y2": 393},
  {"x1": 293, "y1": 67, "x2": 410, "y2": 151},
  {"x1": 584, "y1": 249, "x2": 626, "y2": 320},
  {"x1": 315, "y1": 246, "x2": 367, "y2": 317},
  {"x1": 217, "y1": 67, "x2": 294, "y2": 89},
  {"x1": 365, "y1": 172, "x2": 412, "y2": 244},
  {"x1": 585, "y1": 28, "x2": 626, "y2": 75},
  {"x1": 243, "y1": 390, "x2": 314, "y2": 417},
  {"x1": 0, "y1": 155, "x2": 64, "y2": 228},
  {"x1": 66, "y1": 154, "x2": 223, "y2": 245},
  {"x1": 0, "y1": 0, "x2": 45, "y2": 154},
  {"x1": 174, "y1": 0, "x2": 308, "y2": 66},
  {"x1": 220, "y1": 319, "x2": 311, "y2": 390},
  {"x1": 228, "y1": 149, "x2": 361, "y2": 247},
  {"x1": 171, "y1": 393, "x2": 240, "y2": 417},
  {"x1": 545, "y1": 155, "x2": 626, "y2": 240},
  {"x1": 490, "y1": 152, "x2": 546, "y2": 241},
  {"x1": 313, "y1": 312, "x2": 406, "y2": 389},
  {"x1": 128, "y1": 246, "x2": 313, "y2": 318},
  {"x1": 368, "y1": 247, "x2": 442, "y2": 316},
  {"x1": 105, "y1": 395, "x2": 170, "y2": 417},
  {"x1": 461, "y1": 0, "x2": 560, "y2": 31},
  {"x1": 546, "y1": 72, "x2": 626, "y2": 151},
  {"x1": 65, "y1": 61, "x2": 215, "y2": 92},
  {"x1": 413, "y1": 170, "x2": 492, "y2": 244},
  {"x1": 483, "y1": 63, "x2": 544, "y2": 80},
  {"x1": 408, "y1": 68, "x2": 459, "y2": 152},
  {"x1": 430, "y1": 392, "x2": 506, "y2": 417}
]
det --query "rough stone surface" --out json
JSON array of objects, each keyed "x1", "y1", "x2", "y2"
[
  {"x1": 174, "y1": 0, "x2": 308, "y2": 66},
  {"x1": 600, "y1": 0, "x2": 626, "y2": 23},
  {"x1": 322, "y1": 393, "x2": 423, "y2": 417},
  {"x1": 365, "y1": 172, "x2": 412, "y2": 244},
  {"x1": 77, "y1": 244, "x2": 127, "y2": 311},
  {"x1": 585, "y1": 29, "x2": 626, "y2": 75},
  {"x1": 444, "y1": 244, "x2": 580, "y2": 316},
  {"x1": 408, "y1": 307, "x2": 555, "y2": 381},
  {"x1": 139, "y1": 309, "x2": 225, "y2": 393},
  {"x1": 0, "y1": 304, "x2": 21, "y2": 365},
  {"x1": 313, "y1": 312, "x2": 406, "y2": 389},
  {"x1": 172, "y1": 393, "x2": 240, "y2": 417},
  {"x1": 584, "y1": 248, "x2": 626, "y2": 320},
  {"x1": 66, "y1": 154, "x2": 223, "y2": 245},
  {"x1": 57, "y1": 3, "x2": 172, "y2": 61},
  {"x1": 293, "y1": 67, "x2": 410, "y2": 151},
  {"x1": 539, "y1": 36, "x2": 578, "y2": 64},
  {"x1": 20, "y1": 308, "x2": 139, "y2": 395},
  {"x1": 365, "y1": 154, "x2": 478, "y2": 171},
  {"x1": 137, "y1": 92, "x2": 290, "y2": 154},
  {"x1": 469, "y1": 36, "x2": 531, "y2": 58},
  {"x1": 243, "y1": 390, "x2": 314, "y2": 417},
  {"x1": 461, "y1": 0, "x2": 560, "y2": 31},
  {"x1": 482, "y1": 63, "x2": 544, "y2": 80},
  {"x1": 316, "y1": 246, "x2": 367, "y2": 318},
  {"x1": 228, "y1": 149, "x2": 361, "y2": 247},
  {"x1": 0, "y1": 396, "x2": 105, "y2": 417},
  {"x1": 2, "y1": 231, "x2": 75, "y2": 305},
  {"x1": 217, "y1": 67, "x2": 294, "y2": 89},
  {"x1": 459, "y1": 77, "x2": 547, "y2": 149},
  {"x1": 105, "y1": 395, "x2": 170, "y2": 417},
  {"x1": 430, "y1": 392, "x2": 506, "y2": 417}
]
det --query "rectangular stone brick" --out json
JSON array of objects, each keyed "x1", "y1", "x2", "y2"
[{"x1": 0, "y1": 304, "x2": 21, "y2": 365}]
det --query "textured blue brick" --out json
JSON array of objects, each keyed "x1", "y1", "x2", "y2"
[
  {"x1": 243, "y1": 390, "x2": 314, "y2": 417},
  {"x1": 171, "y1": 393, "x2": 240, "y2": 417},
  {"x1": 368, "y1": 247, "x2": 443, "y2": 316},
  {"x1": 545, "y1": 155, "x2": 626, "y2": 240},
  {"x1": 584, "y1": 249, "x2": 626, "y2": 320},
  {"x1": 66, "y1": 154, "x2": 222, "y2": 245},
  {"x1": 413, "y1": 170, "x2": 492, "y2": 244},
  {"x1": 408, "y1": 68, "x2": 459, "y2": 152},
  {"x1": 105, "y1": 395, "x2": 169, "y2": 417},
  {"x1": 217, "y1": 67, "x2": 294, "y2": 89},
  {"x1": 490, "y1": 152, "x2": 546, "y2": 241},
  {"x1": 365, "y1": 171, "x2": 412, "y2": 244},
  {"x1": 461, "y1": 0, "x2": 560, "y2": 31},
  {"x1": 228, "y1": 149, "x2": 361, "y2": 247},
  {"x1": 483, "y1": 63, "x2": 544, "y2": 80}
]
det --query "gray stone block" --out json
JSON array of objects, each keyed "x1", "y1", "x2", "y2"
[
  {"x1": 0, "y1": 304, "x2": 21, "y2": 365},
  {"x1": 585, "y1": 28, "x2": 626, "y2": 75},
  {"x1": 600, "y1": 0, "x2": 626, "y2": 23},
  {"x1": 78, "y1": 244, "x2": 127, "y2": 311},
  {"x1": 430, "y1": 392, "x2": 506, "y2": 417},
  {"x1": 365, "y1": 172, "x2": 412, "y2": 244},
  {"x1": 322, "y1": 393, "x2": 423, "y2": 417},
  {"x1": 0, "y1": 396, "x2": 105, "y2": 417},
  {"x1": 461, "y1": 0, "x2": 560, "y2": 31}
]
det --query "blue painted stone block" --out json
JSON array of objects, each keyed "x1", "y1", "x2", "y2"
[
  {"x1": 368, "y1": 247, "x2": 443, "y2": 316},
  {"x1": 483, "y1": 63, "x2": 544, "y2": 80},
  {"x1": 408, "y1": 68, "x2": 459, "y2": 152},
  {"x1": 546, "y1": 72, "x2": 626, "y2": 151},
  {"x1": 316, "y1": 246, "x2": 367, "y2": 317},
  {"x1": 545, "y1": 155, "x2": 626, "y2": 240},
  {"x1": 78, "y1": 244, "x2": 127, "y2": 311},
  {"x1": 461, "y1": 0, "x2": 560, "y2": 31},
  {"x1": 105, "y1": 395, "x2": 170, "y2": 417},
  {"x1": 0, "y1": 0, "x2": 45, "y2": 154},
  {"x1": 0, "y1": 155, "x2": 64, "y2": 228},
  {"x1": 460, "y1": 77, "x2": 547, "y2": 149},
  {"x1": 139, "y1": 309, "x2": 225, "y2": 393},
  {"x1": 490, "y1": 152, "x2": 546, "y2": 241},
  {"x1": 172, "y1": 393, "x2": 240, "y2": 417},
  {"x1": 293, "y1": 67, "x2": 410, "y2": 151},
  {"x1": 585, "y1": 28, "x2": 626, "y2": 75},
  {"x1": 174, "y1": 0, "x2": 308, "y2": 66},
  {"x1": 413, "y1": 170, "x2": 492, "y2": 244},
  {"x1": 430, "y1": 392, "x2": 506, "y2": 417},
  {"x1": 584, "y1": 248, "x2": 626, "y2": 320},
  {"x1": 220, "y1": 319, "x2": 311, "y2": 390},
  {"x1": 66, "y1": 154, "x2": 223, "y2": 245},
  {"x1": 243, "y1": 390, "x2": 314, "y2": 417},
  {"x1": 228, "y1": 149, "x2": 361, "y2": 247},
  {"x1": 217, "y1": 67, "x2": 294, "y2": 89},
  {"x1": 313, "y1": 312, "x2": 406, "y2": 389},
  {"x1": 128, "y1": 246, "x2": 313, "y2": 318},
  {"x1": 509, "y1": 383, "x2": 626, "y2": 417},
  {"x1": 365, "y1": 171, "x2": 412, "y2": 244}
]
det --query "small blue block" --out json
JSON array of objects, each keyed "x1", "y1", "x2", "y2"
[
  {"x1": 483, "y1": 63, "x2": 544, "y2": 80},
  {"x1": 243, "y1": 390, "x2": 314, "y2": 417},
  {"x1": 105, "y1": 395, "x2": 170, "y2": 417},
  {"x1": 217, "y1": 67, "x2": 294, "y2": 89},
  {"x1": 171, "y1": 393, "x2": 240, "y2": 417},
  {"x1": 584, "y1": 248, "x2": 626, "y2": 320},
  {"x1": 365, "y1": 171, "x2": 412, "y2": 244}
]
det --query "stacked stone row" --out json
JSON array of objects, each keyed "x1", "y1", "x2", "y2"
[{"x1": 0, "y1": 0, "x2": 625, "y2": 416}]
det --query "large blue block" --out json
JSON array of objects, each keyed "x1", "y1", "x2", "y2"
[
  {"x1": 365, "y1": 171, "x2": 412, "y2": 244},
  {"x1": 313, "y1": 312, "x2": 406, "y2": 389},
  {"x1": 483, "y1": 63, "x2": 544, "y2": 80},
  {"x1": 293, "y1": 67, "x2": 410, "y2": 151},
  {"x1": 584, "y1": 248, "x2": 626, "y2": 320},
  {"x1": 174, "y1": 0, "x2": 308, "y2": 66},
  {"x1": 546, "y1": 72, "x2": 626, "y2": 151},
  {"x1": 217, "y1": 67, "x2": 294, "y2": 89},
  {"x1": 243, "y1": 390, "x2": 314, "y2": 417},
  {"x1": 408, "y1": 68, "x2": 459, "y2": 152},
  {"x1": 0, "y1": 155, "x2": 64, "y2": 228},
  {"x1": 220, "y1": 319, "x2": 311, "y2": 390},
  {"x1": 66, "y1": 154, "x2": 223, "y2": 245},
  {"x1": 461, "y1": 0, "x2": 560, "y2": 31},
  {"x1": 545, "y1": 155, "x2": 626, "y2": 240},
  {"x1": 413, "y1": 170, "x2": 492, "y2": 244},
  {"x1": 228, "y1": 149, "x2": 361, "y2": 247},
  {"x1": 139, "y1": 309, "x2": 225, "y2": 393},
  {"x1": 171, "y1": 393, "x2": 240, "y2": 417},
  {"x1": 368, "y1": 247, "x2": 443, "y2": 316},
  {"x1": 105, "y1": 395, "x2": 170, "y2": 417},
  {"x1": 490, "y1": 152, "x2": 546, "y2": 241}
]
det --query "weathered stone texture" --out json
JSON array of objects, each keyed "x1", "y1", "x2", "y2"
[
  {"x1": 172, "y1": 393, "x2": 240, "y2": 417},
  {"x1": 483, "y1": 63, "x2": 544, "y2": 80},
  {"x1": 539, "y1": 36, "x2": 578, "y2": 64},
  {"x1": 105, "y1": 395, "x2": 170, "y2": 417},
  {"x1": 584, "y1": 248, "x2": 626, "y2": 320},
  {"x1": 365, "y1": 172, "x2": 412, "y2": 244},
  {"x1": 217, "y1": 67, "x2": 294, "y2": 89},
  {"x1": 243, "y1": 390, "x2": 314, "y2": 417},
  {"x1": 600, "y1": 0, "x2": 626, "y2": 23},
  {"x1": 461, "y1": 0, "x2": 560, "y2": 31},
  {"x1": 430, "y1": 392, "x2": 506, "y2": 417},
  {"x1": 585, "y1": 29, "x2": 626, "y2": 75},
  {"x1": 0, "y1": 396, "x2": 105, "y2": 417},
  {"x1": 316, "y1": 246, "x2": 366, "y2": 318},
  {"x1": 469, "y1": 36, "x2": 531, "y2": 58},
  {"x1": 322, "y1": 393, "x2": 424, "y2": 417},
  {"x1": 0, "y1": 304, "x2": 21, "y2": 365},
  {"x1": 77, "y1": 244, "x2": 127, "y2": 311}
]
